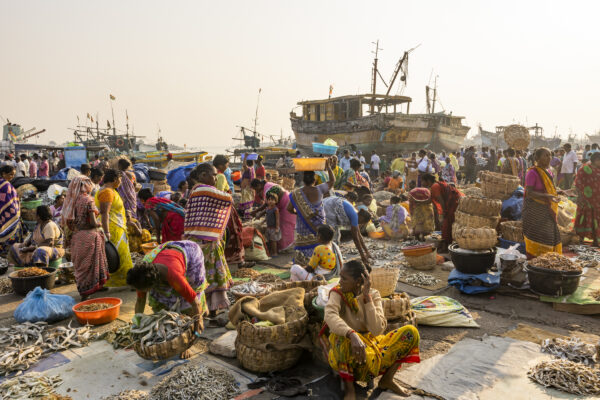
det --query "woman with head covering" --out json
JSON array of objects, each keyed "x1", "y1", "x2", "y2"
[
  {"x1": 336, "y1": 159, "x2": 370, "y2": 191},
  {"x1": 0, "y1": 165, "x2": 24, "y2": 256},
  {"x1": 421, "y1": 173, "x2": 462, "y2": 249},
  {"x1": 441, "y1": 157, "x2": 457, "y2": 184},
  {"x1": 408, "y1": 187, "x2": 435, "y2": 241},
  {"x1": 138, "y1": 188, "x2": 185, "y2": 243},
  {"x1": 61, "y1": 176, "x2": 109, "y2": 300},
  {"x1": 574, "y1": 152, "x2": 600, "y2": 246},
  {"x1": 379, "y1": 196, "x2": 410, "y2": 239}
]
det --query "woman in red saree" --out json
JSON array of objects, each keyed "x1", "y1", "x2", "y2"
[
  {"x1": 421, "y1": 173, "x2": 462, "y2": 248},
  {"x1": 574, "y1": 152, "x2": 600, "y2": 246},
  {"x1": 138, "y1": 189, "x2": 185, "y2": 243}
]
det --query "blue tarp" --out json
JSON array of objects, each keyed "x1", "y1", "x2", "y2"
[
  {"x1": 166, "y1": 163, "x2": 197, "y2": 191},
  {"x1": 501, "y1": 187, "x2": 524, "y2": 220},
  {"x1": 51, "y1": 167, "x2": 78, "y2": 181},
  {"x1": 133, "y1": 163, "x2": 150, "y2": 183},
  {"x1": 448, "y1": 269, "x2": 500, "y2": 294}
]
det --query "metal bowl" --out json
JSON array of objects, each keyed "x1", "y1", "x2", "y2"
[{"x1": 449, "y1": 243, "x2": 496, "y2": 275}]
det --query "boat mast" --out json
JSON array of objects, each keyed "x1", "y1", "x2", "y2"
[
  {"x1": 253, "y1": 88, "x2": 261, "y2": 146},
  {"x1": 370, "y1": 40, "x2": 380, "y2": 115},
  {"x1": 431, "y1": 76, "x2": 437, "y2": 114}
]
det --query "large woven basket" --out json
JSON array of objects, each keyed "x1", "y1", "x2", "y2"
[
  {"x1": 455, "y1": 211, "x2": 500, "y2": 229},
  {"x1": 273, "y1": 280, "x2": 326, "y2": 292},
  {"x1": 134, "y1": 325, "x2": 195, "y2": 361},
  {"x1": 370, "y1": 268, "x2": 401, "y2": 297},
  {"x1": 454, "y1": 226, "x2": 497, "y2": 250},
  {"x1": 235, "y1": 339, "x2": 303, "y2": 373},
  {"x1": 457, "y1": 196, "x2": 502, "y2": 217},
  {"x1": 231, "y1": 283, "x2": 272, "y2": 300},
  {"x1": 385, "y1": 310, "x2": 417, "y2": 334},
  {"x1": 503, "y1": 124, "x2": 531, "y2": 150},
  {"x1": 382, "y1": 293, "x2": 411, "y2": 320},
  {"x1": 461, "y1": 187, "x2": 484, "y2": 198},
  {"x1": 405, "y1": 250, "x2": 437, "y2": 271},
  {"x1": 282, "y1": 177, "x2": 296, "y2": 191},
  {"x1": 237, "y1": 306, "x2": 308, "y2": 347},
  {"x1": 479, "y1": 171, "x2": 520, "y2": 200},
  {"x1": 500, "y1": 221, "x2": 523, "y2": 242}
]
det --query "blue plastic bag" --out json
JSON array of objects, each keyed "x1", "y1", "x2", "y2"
[
  {"x1": 14, "y1": 287, "x2": 76, "y2": 323},
  {"x1": 133, "y1": 163, "x2": 150, "y2": 183},
  {"x1": 166, "y1": 163, "x2": 197, "y2": 191},
  {"x1": 501, "y1": 187, "x2": 524, "y2": 220}
]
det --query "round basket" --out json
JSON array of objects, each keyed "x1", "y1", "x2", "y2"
[
  {"x1": 273, "y1": 280, "x2": 326, "y2": 292},
  {"x1": 382, "y1": 293, "x2": 411, "y2": 320},
  {"x1": 405, "y1": 250, "x2": 437, "y2": 271},
  {"x1": 370, "y1": 268, "x2": 401, "y2": 297},
  {"x1": 231, "y1": 283, "x2": 272, "y2": 300},
  {"x1": 503, "y1": 124, "x2": 530, "y2": 150},
  {"x1": 500, "y1": 221, "x2": 523, "y2": 242},
  {"x1": 134, "y1": 325, "x2": 195, "y2": 361},
  {"x1": 385, "y1": 310, "x2": 417, "y2": 334},
  {"x1": 235, "y1": 339, "x2": 303, "y2": 373},
  {"x1": 479, "y1": 171, "x2": 521, "y2": 201},
  {"x1": 237, "y1": 306, "x2": 308, "y2": 347},
  {"x1": 457, "y1": 196, "x2": 502, "y2": 217},
  {"x1": 454, "y1": 226, "x2": 497, "y2": 250},
  {"x1": 461, "y1": 187, "x2": 484, "y2": 198},
  {"x1": 454, "y1": 211, "x2": 500, "y2": 229}
]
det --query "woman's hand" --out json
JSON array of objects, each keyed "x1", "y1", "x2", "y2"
[{"x1": 349, "y1": 332, "x2": 366, "y2": 364}]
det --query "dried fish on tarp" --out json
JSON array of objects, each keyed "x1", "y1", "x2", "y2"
[
  {"x1": 230, "y1": 281, "x2": 269, "y2": 295},
  {"x1": 131, "y1": 310, "x2": 194, "y2": 349},
  {"x1": 149, "y1": 364, "x2": 240, "y2": 400},
  {"x1": 0, "y1": 277, "x2": 13, "y2": 295},
  {"x1": 541, "y1": 337, "x2": 599, "y2": 365},
  {"x1": 528, "y1": 359, "x2": 600, "y2": 395},
  {"x1": 101, "y1": 324, "x2": 135, "y2": 350},
  {"x1": 570, "y1": 245, "x2": 600, "y2": 268},
  {"x1": 405, "y1": 272, "x2": 440, "y2": 286},
  {"x1": 0, "y1": 373, "x2": 64, "y2": 399},
  {"x1": 232, "y1": 268, "x2": 260, "y2": 279},
  {"x1": 102, "y1": 389, "x2": 148, "y2": 400},
  {"x1": 529, "y1": 252, "x2": 582, "y2": 272},
  {"x1": 254, "y1": 273, "x2": 282, "y2": 284}
]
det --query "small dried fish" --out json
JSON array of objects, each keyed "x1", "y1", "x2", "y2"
[
  {"x1": 131, "y1": 310, "x2": 194, "y2": 348},
  {"x1": 541, "y1": 337, "x2": 599, "y2": 365},
  {"x1": 0, "y1": 277, "x2": 12, "y2": 295},
  {"x1": 102, "y1": 389, "x2": 148, "y2": 400},
  {"x1": 230, "y1": 281, "x2": 269, "y2": 295},
  {"x1": 149, "y1": 364, "x2": 240, "y2": 400},
  {"x1": 529, "y1": 252, "x2": 581, "y2": 272},
  {"x1": 404, "y1": 272, "x2": 440, "y2": 286},
  {"x1": 590, "y1": 289, "x2": 600, "y2": 301},
  {"x1": 231, "y1": 268, "x2": 260, "y2": 279},
  {"x1": 101, "y1": 324, "x2": 135, "y2": 350},
  {"x1": 16, "y1": 267, "x2": 50, "y2": 277},
  {"x1": 570, "y1": 245, "x2": 600, "y2": 268},
  {"x1": 77, "y1": 302, "x2": 113, "y2": 312},
  {"x1": 254, "y1": 273, "x2": 282, "y2": 284},
  {"x1": 528, "y1": 359, "x2": 600, "y2": 395},
  {"x1": 0, "y1": 373, "x2": 64, "y2": 399}
]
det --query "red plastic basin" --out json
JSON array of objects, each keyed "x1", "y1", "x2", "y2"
[{"x1": 73, "y1": 297, "x2": 122, "y2": 325}]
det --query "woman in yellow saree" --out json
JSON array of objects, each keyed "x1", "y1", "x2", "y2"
[{"x1": 95, "y1": 169, "x2": 133, "y2": 286}]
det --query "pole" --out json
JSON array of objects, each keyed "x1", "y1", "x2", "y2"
[
  {"x1": 253, "y1": 88, "x2": 261, "y2": 146},
  {"x1": 370, "y1": 40, "x2": 380, "y2": 115},
  {"x1": 431, "y1": 76, "x2": 437, "y2": 114},
  {"x1": 110, "y1": 97, "x2": 116, "y2": 137}
]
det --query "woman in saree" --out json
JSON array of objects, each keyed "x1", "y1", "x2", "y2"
[
  {"x1": 408, "y1": 187, "x2": 435, "y2": 241},
  {"x1": 239, "y1": 157, "x2": 255, "y2": 219},
  {"x1": 127, "y1": 240, "x2": 207, "y2": 359},
  {"x1": 323, "y1": 260, "x2": 420, "y2": 399},
  {"x1": 422, "y1": 173, "x2": 463, "y2": 249},
  {"x1": 522, "y1": 147, "x2": 563, "y2": 259},
  {"x1": 335, "y1": 159, "x2": 370, "y2": 191},
  {"x1": 287, "y1": 161, "x2": 335, "y2": 265},
  {"x1": 574, "y1": 152, "x2": 600, "y2": 246},
  {"x1": 138, "y1": 188, "x2": 185, "y2": 243},
  {"x1": 379, "y1": 196, "x2": 410, "y2": 239},
  {"x1": 0, "y1": 165, "x2": 24, "y2": 256},
  {"x1": 184, "y1": 163, "x2": 233, "y2": 316},
  {"x1": 61, "y1": 176, "x2": 109, "y2": 300},
  {"x1": 95, "y1": 169, "x2": 133, "y2": 287},
  {"x1": 250, "y1": 179, "x2": 296, "y2": 252},
  {"x1": 441, "y1": 157, "x2": 457, "y2": 184},
  {"x1": 9, "y1": 206, "x2": 65, "y2": 267}
]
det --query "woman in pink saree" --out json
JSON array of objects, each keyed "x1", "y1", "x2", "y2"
[{"x1": 251, "y1": 179, "x2": 295, "y2": 251}]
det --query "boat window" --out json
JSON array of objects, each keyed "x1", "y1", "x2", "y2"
[
  {"x1": 348, "y1": 100, "x2": 360, "y2": 119},
  {"x1": 315, "y1": 104, "x2": 321, "y2": 121}
]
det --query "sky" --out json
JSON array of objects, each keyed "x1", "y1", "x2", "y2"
[{"x1": 1, "y1": 0, "x2": 600, "y2": 151}]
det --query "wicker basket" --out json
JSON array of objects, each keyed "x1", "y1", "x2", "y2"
[
  {"x1": 370, "y1": 268, "x2": 401, "y2": 297},
  {"x1": 237, "y1": 306, "x2": 308, "y2": 347},
  {"x1": 457, "y1": 196, "x2": 502, "y2": 217},
  {"x1": 479, "y1": 171, "x2": 521, "y2": 201},
  {"x1": 282, "y1": 177, "x2": 296, "y2": 191},
  {"x1": 454, "y1": 226, "x2": 497, "y2": 250},
  {"x1": 405, "y1": 250, "x2": 437, "y2": 271},
  {"x1": 21, "y1": 208, "x2": 37, "y2": 221},
  {"x1": 385, "y1": 310, "x2": 417, "y2": 333},
  {"x1": 273, "y1": 280, "x2": 326, "y2": 292},
  {"x1": 500, "y1": 221, "x2": 523, "y2": 242},
  {"x1": 503, "y1": 124, "x2": 531, "y2": 150},
  {"x1": 454, "y1": 211, "x2": 500, "y2": 229},
  {"x1": 231, "y1": 282, "x2": 272, "y2": 300},
  {"x1": 382, "y1": 293, "x2": 411, "y2": 320},
  {"x1": 236, "y1": 339, "x2": 303, "y2": 373},
  {"x1": 461, "y1": 187, "x2": 484, "y2": 198},
  {"x1": 134, "y1": 325, "x2": 195, "y2": 361}
]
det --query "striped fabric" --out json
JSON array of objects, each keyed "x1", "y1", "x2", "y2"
[{"x1": 184, "y1": 184, "x2": 232, "y2": 242}]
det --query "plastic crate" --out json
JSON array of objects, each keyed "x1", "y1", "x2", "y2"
[{"x1": 312, "y1": 143, "x2": 338, "y2": 155}]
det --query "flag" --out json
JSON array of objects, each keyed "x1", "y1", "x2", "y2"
[{"x1": 110, "y1": 94, "x2": 116, "y2": 100}]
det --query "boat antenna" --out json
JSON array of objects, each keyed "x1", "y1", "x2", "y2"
[{"x1": 370, "y1": 40, "x2": 381, "y2": 115}]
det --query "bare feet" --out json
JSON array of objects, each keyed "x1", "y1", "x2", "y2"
[
  {"x1": 378, "y1": 379, "x2": 411, "y2": 397},
  {"x1": 180, "y1": 349, "x2": 192, "y2": 359},
  {"x1": 343, "y1": 381, "x2": 356, "y2": 400}
]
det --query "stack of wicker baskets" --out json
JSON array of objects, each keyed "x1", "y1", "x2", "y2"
[
  {"x1": 453, "y1": 226, "x2": 498, "y2": 250},
  {"x1": 500, "y1": 221, "x2": 523, "y2": 242},
  {"x1": 503, "y1": 124, "x2": 530, "y2": 150},
  {"x1": 452, "y1": 195, "x2": 501, "y2": 250},
  {"x1": 151, "y1": 179, "x2": 170, "y2": 195},
  {"x1": 478, "y1": 171, "x2": 520, "y2": 201},
  {"x1": 235, "y1": 306, "x2": 308, "y2": 373}
]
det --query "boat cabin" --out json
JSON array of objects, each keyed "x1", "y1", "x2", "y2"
[{"x1": 295, "y1": 94, "x2": 412, "y2": 122}]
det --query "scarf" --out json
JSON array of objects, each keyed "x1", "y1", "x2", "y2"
[
  {"x1": 184, "y1": 184, "x2": 232, "y2": 242},
  {"x1": 0, "y1": 179, "x2": 20, "y2": 240},
  {"x1": 118, "y1": 170, "x2": 137, "y2": 218},
  {"x1": 61, "y1": 176, "x2": 94, "y2": 226},
  {"x1": 330, "y1": 285, "x2": 359, "y2": 313},
  {"x1": 145, "y1": 197, "x2": 185, "y2": 217},
  {"x1": 528, "y1": 166, "x2": 558, "y2": 217}
]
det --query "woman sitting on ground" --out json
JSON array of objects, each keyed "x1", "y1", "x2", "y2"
[
  {"x1": 386, "y1": 170, "x2": 404, "y2": 193},
  {"x1": 9, "y1": 205, "x2": 65, "y2": 267},
  {"x1": 379, "y1": 196, "x2": 410, "y2": 239},
  {"x1": 290, "y1": 224, "x2": 342, "y2": 281},
  {"x1": 323, "y1": 260, "x2": 420, "y2": 399}
]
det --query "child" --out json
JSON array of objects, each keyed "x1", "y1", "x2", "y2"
[
  {"x1": 265, "y1": 192, "x2": 281, "y2": 256},
  {"x1": 380, "y1": 196, "x2": 409, "y2": 239},
  {"x1": 50, "y1": 193, "x2": 65, "y2": 223},
  {"x1": 290, "y1": 224, "x2": 343, "y2": 281}
]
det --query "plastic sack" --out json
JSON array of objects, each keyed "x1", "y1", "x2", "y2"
[
  {"x1": 47, "y1": 184, "x2": 67, "y2": 201},
  {"x1": 501, "y1": 187, "x2": 524, "y2": 220},
  {"x1": 316, "y1": 282, "x2": 337, "y2": 307},
  {"x1": 324, "y1": 138, "x2": 338, "y2": 147},
  {"x1": 243, "y1": 229, "x2": 270, "y2": 261},
  {"x1": 166, "y1": 163, "x2": 197, "y2": 192},
  {"x1": 133, "y1": 163, "x2": 150, "y2": 183},
  {"x1": 14, "y1": 287, "x2": 76, "y2": 323},
  {"x1": 411, "y1": 296, "x2": 479, "y2": 328}
]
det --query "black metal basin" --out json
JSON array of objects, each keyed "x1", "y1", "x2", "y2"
[{"x1": 449, "y1": 243, "x2": 496, "y2": 274}]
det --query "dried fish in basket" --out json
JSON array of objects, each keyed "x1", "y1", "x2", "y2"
[
  {"x1": 0, "y1": 373, "x2": 64, "y2": 399},
  {"x1": 16, "y1": 267, "x2": 49, "y2": 277},
  {"x1": 528, "y1": 252, "x2": 582, "y2": 272},
  {"x1": 131, "y1": 310, "x2": 196, "y2": 360},
  {"x1": 232, "y1": 268, "x2": 260, "y2": 280},
  {"x1": 541, "y1": 336, "x2": 599, "y2": 365},
  {"x1": 528, "y1": 359, "x2": 600, "y2": 395},
  {"x1": 101, "y1": 324, "x2": 135, "y2": 350},
  {"x1": 148, "y1": 364, "x2": 240, "y2": 400}
]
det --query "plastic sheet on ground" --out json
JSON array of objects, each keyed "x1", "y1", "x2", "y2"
[
  {"x1": 540, "y1": 266, "x2": 600, "y2": 305},
  {"x1": 447, "y1": 269, "x2": 500, "y2": 294}
]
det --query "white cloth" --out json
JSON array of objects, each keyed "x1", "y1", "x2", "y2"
[
  {"x1": 359, "y1": 156, "x2": 365, "y2": 164},
  {"x1": 23, "y1": 159, "x2": 30, "y2": 177},
  {"x1": 418, "y1": 157, "x2": 433, "y2": 173},
  {"x1": 16, "y1": 161, "x2": 27, "y2": 178},
  {"x1": 561, "y1": 150, "x2": 579, "y2": 173},
  {"x1": 339, "y1": 156, "x2": 351, "y2": 171},
  {"x1": 458, "y1": 156, "x2": 465, "y2": 167},
  {"x1": 370, "y1": 154, "x2": 380, "y2": 170}
]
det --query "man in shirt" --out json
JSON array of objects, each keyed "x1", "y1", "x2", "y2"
[
  {"x1": 370, "y1": 151, "x2": 380, "y2": 178},
  {"x1": 390, "y1": 153, "x2": 406, "y2": 175},
  {"x1": 22, "y1": 155, "x2": 30, "y2": 177},
  {"x1": 29, "y1": 154, "x2": 39, "y2": 178},
  {"x1": 560, "y1": 143, "x2": 579, "y2": 189},
  {"x1": 339, "y1": 150, "x2": 351, "y2": 171},
  {"x1": 464, "y1": 147, "x2": 477, "y2": 184},
  {"x1": 16, "y1": 155, "x2": 27, "y2": 178},
  {"x1": 586, "y1": 143, "x2": 599, "y2": 160},
  {"x1": 38, "y1": 155, "x2": 50, "y2": 179}
]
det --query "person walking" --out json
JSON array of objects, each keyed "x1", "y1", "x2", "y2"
[{"x1": 560, "y1": 143, "x2": 579, "y2": 189}]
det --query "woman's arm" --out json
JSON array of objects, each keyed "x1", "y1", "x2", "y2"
[
  {"x1": 362, "y1": 289, "x2": 386, "y2": 336},
  {"x1": 324, "y1": 291, "x2": 354, "y2": 337},
  {"x1": 351, "y1": 226, "x2": 370, "y2": 265},
  {"x1": 525, "y1": 186, "x2": 559, "y2": 203},
  {"x1": 326, "y1": 159, "x2": 335, "y2": 190},
  {"x1": 99, "y1": 202, "x2": 111, "y2": 241},
  {"x1": 286, "y1": 199, "x2": 296, "y2": 215},
  {"x1": 250, "y1": 203, "x2": 267, "y2": 217},
  {"x1": 147, "y1": 210, "x2": 162, "y2": 243}
]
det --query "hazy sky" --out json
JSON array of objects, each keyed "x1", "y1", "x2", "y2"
[{"x1": 2, "y1": 1, "x2": 599, "y2": 150}]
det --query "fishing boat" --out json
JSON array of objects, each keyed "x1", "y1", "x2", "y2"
[
  {"x1": 527, "y1": 124, "x2": 562, "y2": 150},
  {"x1": 290, "y1": 43, "x2": 470, "y2": 155},
  {"x1": 475, "y1": 124, "x2": 507, "y2": 149}
]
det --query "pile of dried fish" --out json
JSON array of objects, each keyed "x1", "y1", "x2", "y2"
[
  {"x1": 77, "y1": 302, "x2": 113, "y2": 312},
  {"x1": 0, "y1": 373, "x2": 64, "y2": 399},
  {"x1": 131, "y1": 310, "x2": 194, "y2": 348},
  {"x1": 541, "y1": 337, "x2": 599, "y2": 365},
  {"x1": 102, "y1": 390, "x2": 148, "y2": 400},
  {"x1": 404, "y1": 272, "x2": 440, "y2": 286},
  {"x1": 529, "y1": 252, "x2": 582, "y2": 272},
  {"x1": 591, "y1": 289, "x2": 600, "y2": 301},
  {"x1": 149, "y1": 364, "x2": 240, "y2": 400},
  {"x1": 0, "y1": 277, "x2": 12, "y2": 295},
  {"x1": 232, "y1": 268, "x2": 260, "y2": 279},
  {"x1": 254, "y1": 273, "x2": 282, "y2": 284},
  {"x1": 528, "y1": 359, "x2": 600, "y2": 395},
  {"x1": 16, "y1": 267, "x2": 49, "y2": 277},
  {"x1": 399, "y1": 240, "x2": 424, "y2": 249},
  {"x1": 230, "y1": 281, "x2": 269, "y2": 295},
  {"x1": 571, "y1": 245, "x2": 600, "y2": 268},
  {"x1": 0, "y1": 322, "x2": 96, "y2": 375},
  {"x1": 101, "y1": 324, "x2": 135, "y2": 350}
]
